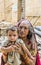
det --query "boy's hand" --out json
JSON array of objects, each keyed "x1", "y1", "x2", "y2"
[{"x1": 11, "y1": 45, "x2": 17, "y2": 52}]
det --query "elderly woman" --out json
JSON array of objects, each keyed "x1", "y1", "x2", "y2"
[
  {"x1": 15, "y1": 19, "x2": 37, "y2": 65},
  {"x1": 1, "y1": 19, "x2": 40, "y2": 65}
]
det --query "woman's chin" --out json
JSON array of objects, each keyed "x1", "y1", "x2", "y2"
[{"x1": 19, "y1": 34, "x2": 25, "y2": 38}]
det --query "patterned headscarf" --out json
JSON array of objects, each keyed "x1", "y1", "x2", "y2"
[
  {"x1": 17, "y1": 19, "x2": 36, "y2": 39},
  {"x1": 16, "y1": 19, "x2": 37, "y2": 49}
]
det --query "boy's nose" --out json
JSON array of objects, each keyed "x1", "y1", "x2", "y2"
[{"x1": 12, "y1": 36, "x2": 14, "y2": 38}]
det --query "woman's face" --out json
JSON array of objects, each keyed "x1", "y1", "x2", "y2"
[{"x1": 19, "y1": 21, "x2": 29, "y2": 38}]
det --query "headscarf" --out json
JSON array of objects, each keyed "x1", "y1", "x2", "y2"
[{"x1": 16, "y1": 19, "x2": 37, "y2": 44}]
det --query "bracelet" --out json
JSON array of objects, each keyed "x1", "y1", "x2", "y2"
[
  {"x1": 3, "y1": 53, "x2": 7, "y2": 56},
  {"x1": 23, "y1": 54, "x2": 27, "y2": 60}
]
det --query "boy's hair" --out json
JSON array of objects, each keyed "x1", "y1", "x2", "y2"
[{"x1": 6, "y1": 26, "x2": 18, "y2": 33}]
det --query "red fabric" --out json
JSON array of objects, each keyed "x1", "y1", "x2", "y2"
[
  {"x1": 36, "y1": 52, "x2": 41, "y2": 65},
  {"x1": 1, "y1": 52, "x2": 41, "y2": 65},
  {"x1": 1, "y1": 55, "x2": 6, "y2": 65}
]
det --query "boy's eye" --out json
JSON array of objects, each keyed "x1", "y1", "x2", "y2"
[{"x1": 13, "y1": 35, "x2": 16, "y2": 36}]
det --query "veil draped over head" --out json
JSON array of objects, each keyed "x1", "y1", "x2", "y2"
[{"x1": 16, "y1": 19, "x2": 36, "y2": 43}]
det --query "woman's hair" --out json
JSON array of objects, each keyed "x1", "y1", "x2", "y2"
[
  {"x1": 6, "y1": 26, "x2": 18, "y2": 33},
  {"x1": 27, "y1": 30, "x2": 32, "y2": 39},
  {"x1": 16, "y1": 19, "x2": 36, "y2": 42}
]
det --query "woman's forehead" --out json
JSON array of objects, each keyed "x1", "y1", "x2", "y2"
[{"x1": 19, "y1": 21, "x2": 29, "y2": 28}]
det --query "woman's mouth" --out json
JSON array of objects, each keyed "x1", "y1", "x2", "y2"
[{"x1": 20, "y1": 32, "x2": 25, "y2": 35}]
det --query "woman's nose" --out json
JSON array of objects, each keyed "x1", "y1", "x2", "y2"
[{"x1": 21, "y1": 28, "x2": 24, "y2": 32}]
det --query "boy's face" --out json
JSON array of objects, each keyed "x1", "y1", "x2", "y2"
[{"x1": 7, "y1": 30, "x2": 18, "y2": 42}]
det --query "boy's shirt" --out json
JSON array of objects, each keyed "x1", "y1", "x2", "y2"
[
  {"x1": 8, "y1": 39, "x2": 25, "y2": 65},
  {"x1": 1, "y1": 38, "x2": 25, "y2": 65}
]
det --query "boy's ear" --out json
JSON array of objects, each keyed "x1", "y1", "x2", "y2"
[{"x1": 6, "y1": 28, "x2": 8, "y2": 33}]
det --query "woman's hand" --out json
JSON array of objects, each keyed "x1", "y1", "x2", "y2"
[
  {"x1": 12, "y1": 43, "x2": 24, "y2": 55},
  {"x1": 20, "y1": 43, "x2": 36, "y2": 62},
  {"x1": 11, "y1": 45, "x2": 17, "y2": 52},
  {"x1": 1, "y1": 45, "x2": 15, "y2": 53}
]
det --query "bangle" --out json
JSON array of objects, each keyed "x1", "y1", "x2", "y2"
[
  {"x1": 3, "y1": 53, "x2": 7, "y2": 56},
  {"x1": 24, "y1": 55, "x2": 27, "y2": 60}
]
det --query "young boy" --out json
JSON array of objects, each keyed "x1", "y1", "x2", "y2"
[{"x1": 0, "y1": 26, "x2": 25, "y2": 65}]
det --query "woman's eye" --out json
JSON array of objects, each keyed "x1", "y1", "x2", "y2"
[
  {"x1": 9, "y1": 35, "x2": 11, "y2": 37},
  {"x1": 20, "y1": 26, "x2": 23, "y2": 29},
  {"x1": 24, "y1": 27, "x2": 27, "y2": 29}
]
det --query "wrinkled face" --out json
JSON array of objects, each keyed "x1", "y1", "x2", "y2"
[
  {"x1": 19, "y1": 21, "x2": 29, "y2": 38},
  {"x1": 7, "y1": 30, "x2": 18, "y2": 42}
]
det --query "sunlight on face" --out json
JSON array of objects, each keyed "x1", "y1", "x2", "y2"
[
  {"x1": 19, "y1": 22, "x2": 29, "y2": 38},
  {"x1": 7, "y1": 30, "x2": 18, "y2": 42}
]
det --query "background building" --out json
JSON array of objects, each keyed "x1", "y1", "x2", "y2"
[{"x1": 0, "y1": 0, "x2": 41, "y2": 26}]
